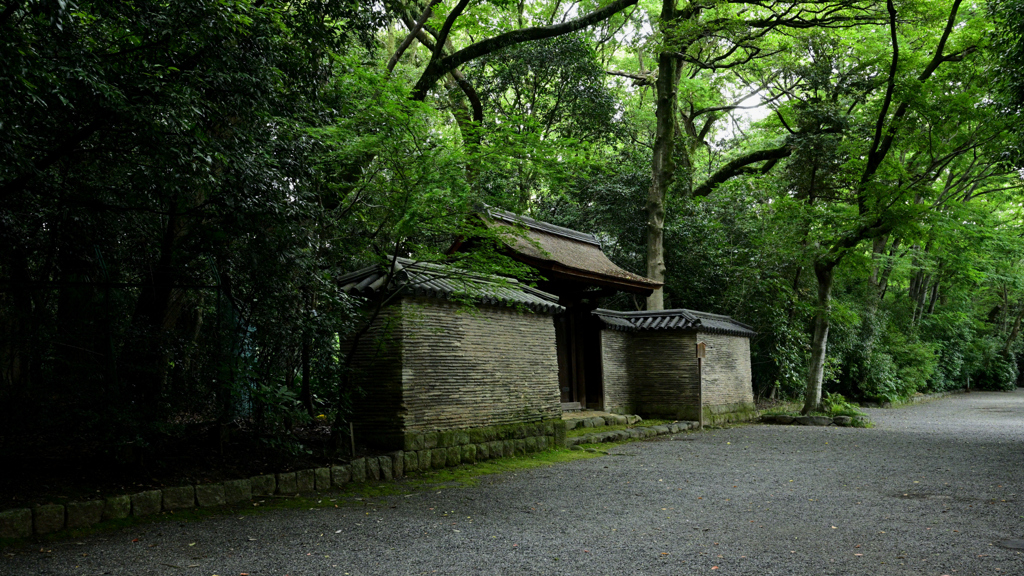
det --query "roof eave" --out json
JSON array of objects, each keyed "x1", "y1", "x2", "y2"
[{"x1": 508, "y1": 252, "x2": 662, "y2": 296}]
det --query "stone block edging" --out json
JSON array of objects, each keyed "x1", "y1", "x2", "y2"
[
  {"x1": 1, "y1": 424, "x2": 562, "y2": 541},
  {"x1": 760, "y1": 414, "x2": 870, "y2": 427},
  {"x1": 565, "y1": 420, "x2": 700, "y2": 446}
]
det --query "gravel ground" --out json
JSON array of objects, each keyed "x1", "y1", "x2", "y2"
[{"x1": 3, "y1": 390, "x2": 1024, "y2": 576}]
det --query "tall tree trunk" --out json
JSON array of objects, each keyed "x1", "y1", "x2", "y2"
[
  {"x1": 645, "y1": 0, "x2": 680, "y2": 310},
  {"x1": 1004, "y1": 304, "x2": 1024, "y2": 354},
  {"x1": 300, "y1": 331, "x2": 313, "y2": 417},
  {"x1": 877, "y1": 237, "x2": 901, "y2": 301},
  {"x1": 802, "y1": 260, "x2": 835, "y2": 415}
]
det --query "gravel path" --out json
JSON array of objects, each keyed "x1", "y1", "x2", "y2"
[{"x1": 4, "y1": 390, "x2": 1024, "y2": 575}]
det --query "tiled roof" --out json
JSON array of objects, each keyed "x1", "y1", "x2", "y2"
[
  {"x1": 484, "y1": 207, "x2": 661, "y2": 293},
  {"x1": 487, "y1": 209, "x2": 602, "y2": 246},
  {"x1": 338, "y1": 257, "x2": 564, "y2": 314},
  {"x1": 593, "y1": 308, "x2": 756, "y2": 337}
]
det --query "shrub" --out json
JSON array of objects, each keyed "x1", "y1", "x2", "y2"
[{"x1": 821, "y1": 392, "x2": 866, "y2": 417}]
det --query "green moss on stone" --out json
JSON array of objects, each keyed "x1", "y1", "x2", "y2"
[
  {"x1": 446, "y1": 446, "x2": 461, "y2": 467},
  {"x1": 403, "y1": 433, "x2": 424, "y2": 452},
  {"x1": 461, "y1": 444, "x2": 476, "y2": 464},
  {"x1": 404, "y1": 451, "x2": 418, "y2": 473},
  {"x1": 439, "y1": 431, "x2": 456, "y2": 448},
  {"x1": 422, "y1": 432, "x2": 438, "y2": 449},
  {"x1": 431, "y1": 449, "x2": 446, "y2": 469}
]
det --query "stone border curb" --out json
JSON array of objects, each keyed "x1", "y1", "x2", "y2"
[
  {"x1": 1, "y1": 424, "x2": 562, "y2": 541},
  {"x1": 564, "y1": 414, "x2": 638, "y2": 431},
  {"x1": 760, "y1": 414, "x2": 870, "y2": 427},
  {"x1": 566, "y1": 421, "x2": 700, "y2": 446}
]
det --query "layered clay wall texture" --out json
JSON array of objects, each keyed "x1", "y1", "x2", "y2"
[
  {"x1": 352, "y1": 297, "x2": 560, "y2": 449},
  {"x1": 629, "y1": 331, "x2": 700, "y2": 419},
  {"x1": 698, "y1": 332, "x2": 754, "y2": 411},
  {"x1": 600, "y1": 329, "x2": 755, "y2": 422},
  {"x1": 600, "y1": 330, "x2": 632, "y2": 412},
  {"x1": 348, "y1": 305, "x2": 405, "y2": 441}
]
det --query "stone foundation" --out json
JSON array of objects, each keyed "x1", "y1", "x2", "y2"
[{"x1": 0, "y1": 419, "x2": 566, "y2": 540}]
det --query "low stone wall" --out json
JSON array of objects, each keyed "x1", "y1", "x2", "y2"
[
  {"x1": 398, "y1": 418, "x2": 564, "y2": 459},
  {"x1": 566, "y1": 420, "x2": 700, "y2": 446},
  {"x1": 760, "y1": 414, "x2": 869, "y2": 426},
  {"x1": 0, "y1": 419, "x2": 565, "y2": 540}
]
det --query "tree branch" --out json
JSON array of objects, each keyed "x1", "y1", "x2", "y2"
[
  {"x1": 692, "y1": 144, "x2": 792, "y2": 197},
  {"x1": 432, "y1": 0, "x2": 472, "y2": 62},
  {"x1": 410, "y1": 28, "x2": 484, "y2": 125},
  {"x1": 606, "y1": 69, "x2": 656, "y2": 86},
  {"x1": 412, "y1": 0, "x2": 639, "y2": 100},
  {"x1": 388, "y1": 1, "x2": 440, "y2": 73}
]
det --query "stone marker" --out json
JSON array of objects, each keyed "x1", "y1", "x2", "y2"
[
  {"x1": 250, "y1": 474, "x2": 276, "y2": 497},
  {"x1": 0, "y1": 508, "x2": 32, "y2": 538},
  {"x1": 295, "y1": 469, "x2": 315, "y2": 493},
  {"x1": 315, "y1": 467, "x2": 331, "y2": 491},
  {"x1": 65, "y1": 500, "x2": 104, "y2": 530},
  {"x1": 196, "y1": 484, "x2": 226, "y2": 507},
  {"x1": 162, "y1": 486, "x2": 195, "y2": 510},
  {"x1": 223, "y1": 479, "x2": 252, "y2": 504},
  {"x1": 103, "y1": 495, "x2": 130, "y2": 520},
  {"x1": 276, "y1": 472, "x2": 298, "y2": 495},
  {"x1": 131, "y1": 490, "x2": 162, "y2": 517}
]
